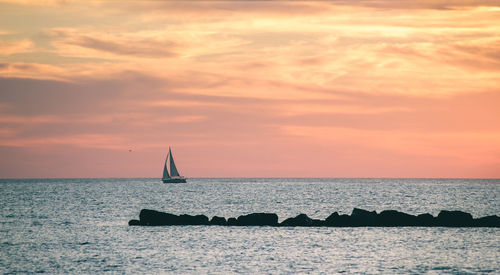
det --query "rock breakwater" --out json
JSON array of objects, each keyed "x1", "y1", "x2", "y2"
[{"x1": 129, "y1": 208, "x2": 500, "y2": 227}]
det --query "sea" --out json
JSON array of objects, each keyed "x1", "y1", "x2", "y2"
[{"x1": 1, "y1": 178, "x2": 499, "y2": 274}]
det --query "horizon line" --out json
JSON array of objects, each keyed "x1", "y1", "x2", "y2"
[{"x1": 1, "y1": 177, "x2": 499, "y2": 180}]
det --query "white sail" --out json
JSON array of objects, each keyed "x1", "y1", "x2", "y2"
[
  {"x1": 162, "y1": 155, "x2": 170, "y2": 179},
  {"x1": 169, "y1": 147, "x2": 180, "y2": 177}
]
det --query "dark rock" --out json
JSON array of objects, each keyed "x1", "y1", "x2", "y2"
[
  {"x1": 351, "y1": 208, "x2": 377, "y2": 226},
  {"x1": 139, "y1": 209, "x2": 180, "y2": 226},
  {"x1": 138, "y1": 209, "x2": 208, "y2": 226},
  {"x1": 179, "y1": 214, "x2": 210, "y2": 225},
  {"x1": 237, "y1": 213, "x2": 278, "y2": 226},
  {"x1": 378, "y1": 210, "x2": 417, "y2": 226},
  {"x1": 324, "y1": 213, "x2": 352, "y2": 227},
  {"x1": 334, "y1": 214, "x2": 352, "y2": 226},
  {"x1": 416, "y1": 213, "x2": 435, "y2": 226},
  {"x1": 280, "y1": 214, "x2": 314, "y2": 226},
  {"x1": 324, "y1": 212, "x2": 339, "y2": 226},
  {"x1": 312, "y1": 219, "x2": 325, "y2": 226},
  {"x1": 473, "y1": 215, "x2": 500, "y2": 227},
  {"x1": 436, "y1": 210, "x2": 473, "y2": 227},
  {"x1": 210, "y1": 216, "x2": 227, "y2": 226},
  {"x1": 227, "y1": 217, "x2": 238, "y2": 226},
  {"x1": 128, "y1": 219, "x2": 141, "y2": 226}
]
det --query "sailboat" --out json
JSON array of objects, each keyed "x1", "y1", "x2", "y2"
[{"x1": 162, "y1": 147, "x2": 187, "y2": 183}]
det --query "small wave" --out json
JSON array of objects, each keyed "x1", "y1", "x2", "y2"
[
  {"x1": 1, "y1": 241, "x2": 13, "y2": 247},
  {"x1": 478, "y1": 269, "x2": 495, "y2": 273},
  {"x1": 103, "y1": 264, "x2": 121, "y2": 271},
  {"x1": 432, "y1": 266, "x2": 452, "y2": 270}
]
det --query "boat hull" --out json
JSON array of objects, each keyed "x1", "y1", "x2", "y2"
[{"x1": 162, "y1": 177, "x2": 187, "y2": 183}]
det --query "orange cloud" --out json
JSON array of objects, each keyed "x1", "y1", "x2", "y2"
[
  {"x1": 0, "y1": 134, "x2": 129, "y2": 150},
  {"x1": 331, "y1": 0, "x2": 500, "y2": 9},
  {"x1": 0, "y1": 39, "x2": 34, "y2": 55},
  {"x1": 0, "y1": 62, "x2": 68, "y2": 81},
  {"x1": 47, "y1": 28, "x2": 179, "y2": 59}
]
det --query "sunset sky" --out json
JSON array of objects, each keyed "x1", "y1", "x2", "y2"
[{"x1": 1, "y1": 0, "x2": 499, "y2": 178}]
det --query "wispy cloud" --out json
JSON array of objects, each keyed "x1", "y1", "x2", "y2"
[
  {"x1": 0, "y1": 39, "x2": 34, "y2": 55},
  {"x1": 48, "y1": 28, "x2": 178, "y2": 58},
  {"x1": 0, "y1": 133, "x2": 129, "y2": 150},
  {"x1": 351, "y1": 0, "x2": 500, "y2": 9}
]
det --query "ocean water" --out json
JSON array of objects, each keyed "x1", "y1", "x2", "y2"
[{"x1": 1, "y1": 178, "x2": 499, "y2": 274}]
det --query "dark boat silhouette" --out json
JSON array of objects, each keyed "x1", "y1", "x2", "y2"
[{"x1": 162, "y1": 147, "x2": 187, "y2": 183}]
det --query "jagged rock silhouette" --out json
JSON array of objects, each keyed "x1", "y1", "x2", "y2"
[{"x1": 129, "y1": 208, "x2": 500, "y2": 227}]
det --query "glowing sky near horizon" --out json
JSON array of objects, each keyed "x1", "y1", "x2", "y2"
[{"x1": 1, "y1": 0, "x2": 499, "y2": 178}]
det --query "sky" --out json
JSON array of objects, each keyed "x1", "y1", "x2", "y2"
[{"x1": 0, "y1": 0, "x2": 499, "y2": 178}]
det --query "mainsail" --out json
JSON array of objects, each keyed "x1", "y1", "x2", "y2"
[{"x1": 168, "y1": 147, "x2": 180, "y2": 177}]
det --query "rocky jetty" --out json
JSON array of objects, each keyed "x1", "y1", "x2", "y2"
[{"x1": 129, "y1": 208, "x2": 500, "y2": 227}]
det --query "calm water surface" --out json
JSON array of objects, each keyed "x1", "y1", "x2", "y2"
[{"x1": 1, "y1": 178, "x2": 499, "y2": 274}]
